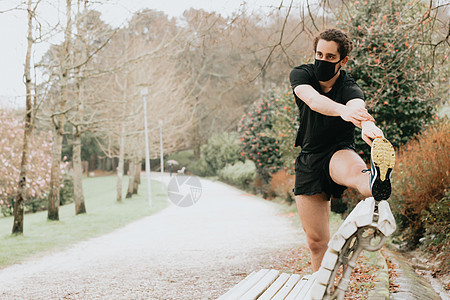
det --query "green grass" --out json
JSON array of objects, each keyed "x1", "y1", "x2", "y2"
[{"x1": 0, "y1": 175, "x2": 169, "y2": 268}]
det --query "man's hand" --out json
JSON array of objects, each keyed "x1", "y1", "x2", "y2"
[
  {"x1": 361, "y1": 121, "x2": 384, "y2": 146},
  {"x1": 339, "y1": 106, "x2": 374, "y2": 127}
]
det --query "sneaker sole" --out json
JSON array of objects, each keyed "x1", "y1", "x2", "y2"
[{"x1": 371, "y1": 138, "x2": 395, "y2": 200}]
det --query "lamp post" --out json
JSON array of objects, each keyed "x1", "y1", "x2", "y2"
[{"x1": 141, "y1": 87, "x2": 152, "y2": 207}]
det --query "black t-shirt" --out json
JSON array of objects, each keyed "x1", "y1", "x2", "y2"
[{"x1": 290, "y1": 63, "x2": 365, "y2": 153}]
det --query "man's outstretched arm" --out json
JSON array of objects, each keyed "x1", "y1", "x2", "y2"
[{"x1": 294, "y1": 85, "x2": 374, "y2": 126}]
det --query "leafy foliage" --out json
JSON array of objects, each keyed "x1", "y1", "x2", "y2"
[
  {"x1": 268, "y1": 85, "x2": 300, "y2": 174},
  {"x1": 196, "y1": 132, "x2": 242, "y2": 176},
  {"x1": 217, "y1": 160, "x2": 256, "y2": 189},
  {"x1": 239, "y1": 93, "x2": 284, "y2": 182},
  {"x1": 59, "y1": 173, "x2": 74, "y2": 206},
  {"x1": 0, "y1": 110, "x2": 68, "y2": 216},
  {"x1": 421, "y1": 191, "x2": 450, "y2": 273},
  {"x1": 269, "y1": 169, "x2": 295, "y2": 203},
  {"x1": 62, "y1": 130, "x2": 104, "y2": 163},
  {"x1": 342, "y1": 0, "x2": 439, "y2": 159},
  {"x1": 390, "y1": 119, "x2": 449, "y2": 250}
]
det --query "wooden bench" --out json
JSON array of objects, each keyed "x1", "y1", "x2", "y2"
[{"x1": 219, "y1": 197, "x2": 396, "y2": 300}]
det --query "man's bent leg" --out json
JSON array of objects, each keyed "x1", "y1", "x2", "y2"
[
  {"x1": 295, "y1": 193, "x2": 330, "y2": 272},
  {"x1": 329, "y1": 150, "x2": 371, "y2": 197}
]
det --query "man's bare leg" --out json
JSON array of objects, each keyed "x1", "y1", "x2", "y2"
[
  {"x1": 295, "y1": 193, "x2": 330, "y2": 272},
  {"x1": 329, "y1": 149, "x2": 371, "y2": 197}
]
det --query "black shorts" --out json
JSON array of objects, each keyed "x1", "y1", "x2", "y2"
[{"x1": 293, "y1": 145, "x2": 355, "y2": 199}]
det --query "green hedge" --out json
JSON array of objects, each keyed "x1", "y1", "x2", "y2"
[{"x1": 218, "y1": 160, "x2": 256, "y2": 190}]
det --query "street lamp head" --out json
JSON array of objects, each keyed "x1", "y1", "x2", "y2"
[{"x1": 141, "y1": 87, "x2": 149, "y2": 96}]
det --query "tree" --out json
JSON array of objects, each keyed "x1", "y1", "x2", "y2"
[
  {"x1": 340, "y1": 0, "x2": 447, "y2": 158},
  {"x1": 87, "y1": 9, "x2": 193, "y2": 201},
  {"x1": 12, "y1": 0, "x2": 39, "y2": 234},
  {"x1": 0, "y1": 110, "x2": 64, "y2": 218},
  {"x1": 66, "y1": 7, "x2": 114, "y2": 212},
  {"x1": 46, "y1": 0, "x2": 73, "y2": 221}
]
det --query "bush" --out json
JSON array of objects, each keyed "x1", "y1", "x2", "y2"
[
  {"x1": 421, "y1": 191, "x2": 449, "y2": 273},
  {"x1": 239, "y1": 94, "x2": 283, "y2": 182},
  {"x1": 217, "y1": 160, "x2": 256, "y2": 190},
  {"x1": 390, "y1": 119, "x2": 449, "y2": 249},
  {"x1": 200, "y1": 132, "x2": 242, "y2": 176},
  {"x1": 342, "y1": 1, "x2": 440, "y2": 160},
  {"x1": 25, "y1": 197, "x2": 48, "y2": 213},
  {"x1": 268, "y1": 85, "x2": 300, "y2": 174},
  {"x1": 59, "y1": 173, "x2": 74, "y2": 206},
  {"x1": 187, "y1": 158, "x2": 214, "y2": 177},
  {"x1": 0, "y1": 110, "x2": 67, "y2": 215},
  {"x1": 269, "y1": 169, "x2": 295, "y2": 203}
]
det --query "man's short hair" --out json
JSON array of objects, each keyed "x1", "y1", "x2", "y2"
[{"x1": 313, "y1": 29, "x2": 354, "y2": 59}]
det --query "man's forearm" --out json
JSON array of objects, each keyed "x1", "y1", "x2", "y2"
[
  {"x1": 304, "y1": 93, "x2": 346, "y2": 117},
  {"x1": 295, "y1": 85, "x2": 372, "y2": 126}
]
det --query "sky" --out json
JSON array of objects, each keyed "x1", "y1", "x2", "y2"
[{"x1": 0, "y1": 0, "x2": 282, "y2": 108}]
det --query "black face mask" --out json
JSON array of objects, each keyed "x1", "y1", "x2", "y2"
[{"x1": 314, "y1": 58, "x2": 342, "y2": 81}]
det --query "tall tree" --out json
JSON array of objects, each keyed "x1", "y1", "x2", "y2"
[
  {"x1": 12, "y1": 0, "x2": 40, "y2": 234},
  {"x1": 48, "y1": 0, "x2": 73, "y2": 221},
  {"x1": 67, "y1": 7, "x2": 114, "y2": 213}
]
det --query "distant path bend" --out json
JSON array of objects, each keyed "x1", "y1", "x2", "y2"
[{"x1": 0, "y1": 174, "x2": 305, "y2": 299}]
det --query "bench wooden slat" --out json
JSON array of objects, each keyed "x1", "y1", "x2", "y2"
[
  {"x1": 218, "y1": 271, "x2": 256, "y2": 300},
  {"x1": 321, "y1": 249, "x2": 338, "y2": 271},
  {"x1": 271, "y1": 274, "x2": 301, "y2": 300},
  {"x1": 310, "y1": 281, "x2": 327, "y2": 300},
  {"x1": 285, "y1": 274, "x2": 317, "y2": 300},
  {"x1": 220, "y1": 269, "x2": 269, "y2": 299},
  {"x1": 336, "y1": 218, "x2": 358, "y2": 239},
  {"x1": 328, "y1": 232, "x2": 346, "y2": 252},
  {"x1": 316, "y1": 268, "x2": 332, "y2": 286},
  {"x1": 377, "y1": 200, "x2": 396, "y2": 236},
  {"x1": 240, "y1": 269, "x2": 280, "y2": 299},
  {"x1": 258, "y1": 272, "x2": 291, "y2": 300},
  {"x1": 354, "y1": 197, "x2": 375, "y2": 227}
]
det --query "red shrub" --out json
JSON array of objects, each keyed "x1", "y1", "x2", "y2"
[
  {"x1": 270, "y1": 169, "x2": 295, "y2": 203},
  {"x1": 390, "y1": 119, "x2": 450, "y2": 248}
]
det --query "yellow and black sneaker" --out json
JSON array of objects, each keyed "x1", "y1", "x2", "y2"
[{"x1": 370, "y1": 138, "x2": 395, "y2": 201}]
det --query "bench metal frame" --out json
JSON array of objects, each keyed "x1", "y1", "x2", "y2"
[{"x1": 219, "y1": 197, "x2": 396, "y2": 300}]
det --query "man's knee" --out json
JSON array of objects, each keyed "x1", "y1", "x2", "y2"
[
  {"x1": 306, "y1": 235, "x2": 329, "y2": 254},
  {"x1": 330, "y1": 152, "x2": 367, "y2": 188}
]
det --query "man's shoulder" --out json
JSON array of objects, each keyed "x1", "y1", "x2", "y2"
[
  {"x1": 290, "y1": 63, "x2": 315, "y2": 86},
  {"x1": 292, "y1": 63, "x2": 314, "y2": 73},
  {"x1": 340, "y1": 70, "x2": 365, "y2": 100},
  {"x1": 341, "y1": 70, "x2": 359, "y2": 87}
]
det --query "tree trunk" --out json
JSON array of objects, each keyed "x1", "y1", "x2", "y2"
[
  {"x1": 73, "y1": 127, "x2": 86, "y2": 214},
  {"x1": 48, "y1": 0, "x2": 71, "y2": 221},
  {"x1": 12, "y1": 0, "x2": 34, "y2": 235},
  {"x1": 48, "y1": 129, "x2": 63, "y2": 220},
  {"x1": 133, "y1": 157, "x2": 140, "y2": 195},
  {"x1": 193, "y1": 100, "x2": 201, "y2": 160},
  {"x1": 116, "y1": 123, "x2": 125, "y2": 202},
  {"x1": 126, "y1": 158, "x2": 135, "y2": 198}
]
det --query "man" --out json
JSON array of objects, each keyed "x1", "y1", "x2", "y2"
[{"x1": 289, "y1": 28, "x2": 395, "y2": 272}]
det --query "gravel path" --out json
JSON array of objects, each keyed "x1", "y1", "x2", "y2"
[{"x1": 0, "y1": 175, "x2": 306, "y2": 299}]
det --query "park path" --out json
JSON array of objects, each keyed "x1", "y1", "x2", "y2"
[{"x1": 0, "y1": 174, "x2": 305, "y2": 299}]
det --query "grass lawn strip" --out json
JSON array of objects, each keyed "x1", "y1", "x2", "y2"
[{"x1": 0, "y1": 175, "x2": 168, "y2": 269}]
